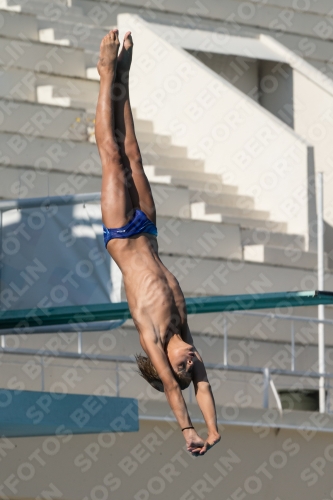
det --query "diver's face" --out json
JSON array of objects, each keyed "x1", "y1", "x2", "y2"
[{"x1": 167, "y1": 343, "x2": 195, "y2": 377}]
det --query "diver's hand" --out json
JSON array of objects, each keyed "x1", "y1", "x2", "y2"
[
  {"x1": 183, "y1": 428, "x2": 205, "y2": 455},
  {"x1": 198, "y1": 432, "x2": 221, "y2": 456}
]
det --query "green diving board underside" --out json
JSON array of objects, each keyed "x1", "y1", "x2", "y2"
[
  {"x1": 0, "y1": 390, "x2": 138, "y2": 437},
  {"x1": 1, "y1": 290, "x2": 333, "y2": 331}
]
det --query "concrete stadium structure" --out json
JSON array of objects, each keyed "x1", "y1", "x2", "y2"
[{"x1": 1, "y1": 1, "x2": 333, "y2": 498}]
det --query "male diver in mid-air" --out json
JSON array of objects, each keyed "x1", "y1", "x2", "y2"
[{"x1": 96, "y1": 29, "x2": 220, "y2": 456}]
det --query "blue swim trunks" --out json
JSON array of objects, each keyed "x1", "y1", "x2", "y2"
[{"x1": 103, "y1": 209, "x2": 158, "y2": 248}]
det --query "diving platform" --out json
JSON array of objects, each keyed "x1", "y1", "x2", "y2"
[
  {"x1": 0, "y1": 290, "x2": 333, "y2": 332},
  {"x1": 0, "y1": 389, "x2": 138, "y2": 438}
]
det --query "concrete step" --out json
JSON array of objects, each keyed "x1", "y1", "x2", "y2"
[
  {"x1": 0, "y1": 71, "x2": 167, "y2": 142},
  {"x1": 146, "y1": 166, "x2": 221, "y2": 183},
  {"x1": 0, "y1": 35, "x2": 86, "y2": 78},
  {"x1": 133, "y1": 131, "x2": 171, "y2": 146},
  {"x1": 90, "y1": 128, "x2": 177, "y2": 146},
  {"x1": 71, "y1": 0, "x2": 119, "y2": 26},
  {"x1": 190, "y1": 189, "x2": 253, "y2": 209},
  {"x1": 141, "y1": 152, "x2": 204, "y2": 172},
  {"x1": 38, "y1": 16, "x2": 109, "y2": 44},
  {"x1": 17, "y1": 0, "x2": 84, "y2": 15},
  {"x1": 84, "y1": 48, "x2": 99, "y2": 68},
  {"x1": 133, "y1": 119, "x2": 154, "y2": 134},
  {"x1": 86, "y1": 66, "x2": 99, "y2": 80},
  {"x1": 32, "y1": 83, "x2": 157, "y2": 139},
  {"x1": 0, "y1": 67, "x2": 36, "y2": 102},
  {"x1": 145, "y1": 166, "x2": 238, "y2": 193},
  {"x1": 0, "y1": 8, "x2": 38, "y2": 38},
  {"x1": 89, "y1": 133, "x2": 187, "y2": 158},
  {"x1": 38, "y1": 27, "x2": 71, "y2": 46},
  {"x1": 191, "y1": 201, "x2": 270, "y2": 220},
  {"x1": 0, "y1": 164, "x2": 102, "y2": 198},
  {"x1": 0, "y1": 164, "x2": 191, "y2": 218},
  {"x1": 191, "y1": 202, "x2": 287, "y2": 231},
  {"x1": 0, "y1": 68, "x2": 100, "y2": 106},
  {"x1": 35, "y1": 78, "x2": 100, "y2": 108},
  {"x1": 1, "y1": 0, "x2": 91, "y2": 24},
  {"x1": 220, "y1": 215, "x2": 288, "y2": 232},
  {"x1": 241, "y1": 228, "x2": 306, "y2": 251},
  {"x1": 204, "y1": 203, "x2": 270, "y2": 220},
  {"x1": 11, "y1": 75, "x2": 155, "y2": 135},
  {"x1": 171, "y1": 176, "x2": 238, "y2": 192},
  {"x1": 140, "y1": 141, "x2": 188, "y2": 159},
  {"x1": 37, "y1": 21, "x2": 110, "y2": 51},
  {"x1": 243, "y1": 244, "x2": 328, "y2": 270},
  {"x1": 37, "y1": 85, "x2": 71, "y2": 107},
  {"x1": 32, "y1": 111, "x2": 163, "y2": 145},
  {"x1": 0, "y1": 98, "x2": 87, "y2": 140},
  {"x1": 157, "y1": 215, "x2": 242, "y2": 259},
  {"x1": 161, "y1": 253, "x2": 333, "y2": 299},
  {"x1": 0, "y1": 0, "x2": 20, "y2": 10},
  {"x1": 0, "y1": 128, "x2": 197, "y2": 172},
  {"x1": 189, "y1": 180, "x2": 238, "y2": 195},
  {"x1": 0, "y1": 132, "x2": 99, "y2": 172}
]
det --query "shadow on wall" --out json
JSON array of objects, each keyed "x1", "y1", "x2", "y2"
[
  {"x1": 187, "y1": 50, "x2": 294, "y2": 128},
  {"x1": 324, "y1": 221, "x2": 333, "y2": 270}
]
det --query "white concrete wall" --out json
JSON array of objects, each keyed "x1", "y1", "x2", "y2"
[
  {"x1": 293, "y1": 70, "x2": 333, "y2": 223},
  {"x1": 257, "y1": 35, "x2": 333, "y2": 260},
  {"x1": 2, "y1": 418, "x2": 333, "y2": 499},
  {"x1": 118, "y1": 14, "x2": 311, "y2": 244}
]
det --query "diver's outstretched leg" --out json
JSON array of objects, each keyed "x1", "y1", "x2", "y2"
[
  {"x1": 96, "y1": 29, "x2": 133, "y2": 231},
  {"x1": 113, "y1": 31, "x2": 156, "y2": 225}
]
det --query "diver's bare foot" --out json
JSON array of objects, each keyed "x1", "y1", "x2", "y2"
[
  {"x1": 97, "y1": 29, "x2": 120, "y2": 78},
  {"x1": 116, "y1": 31, "x2": 133, "y2": 79}
]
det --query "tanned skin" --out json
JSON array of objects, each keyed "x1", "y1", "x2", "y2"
[{"x1": 95, "y1": 29, "x2": 220, "y2": 456}]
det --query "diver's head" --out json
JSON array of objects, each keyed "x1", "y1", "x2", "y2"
[
  {"x1": 135, "y1": 346, "x2": 194, "y2": 392},
  {"x1": 166, "y1": 340, "x2": 195, "y2": 389}
]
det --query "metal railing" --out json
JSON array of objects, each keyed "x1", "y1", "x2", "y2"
[{"x1": 0, "y1": 308, "x2": 332, "y2": 412}]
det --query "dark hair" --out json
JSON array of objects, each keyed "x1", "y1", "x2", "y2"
[{"x1": 135, "y1": 354, "x2": 192, "y2": 392}]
